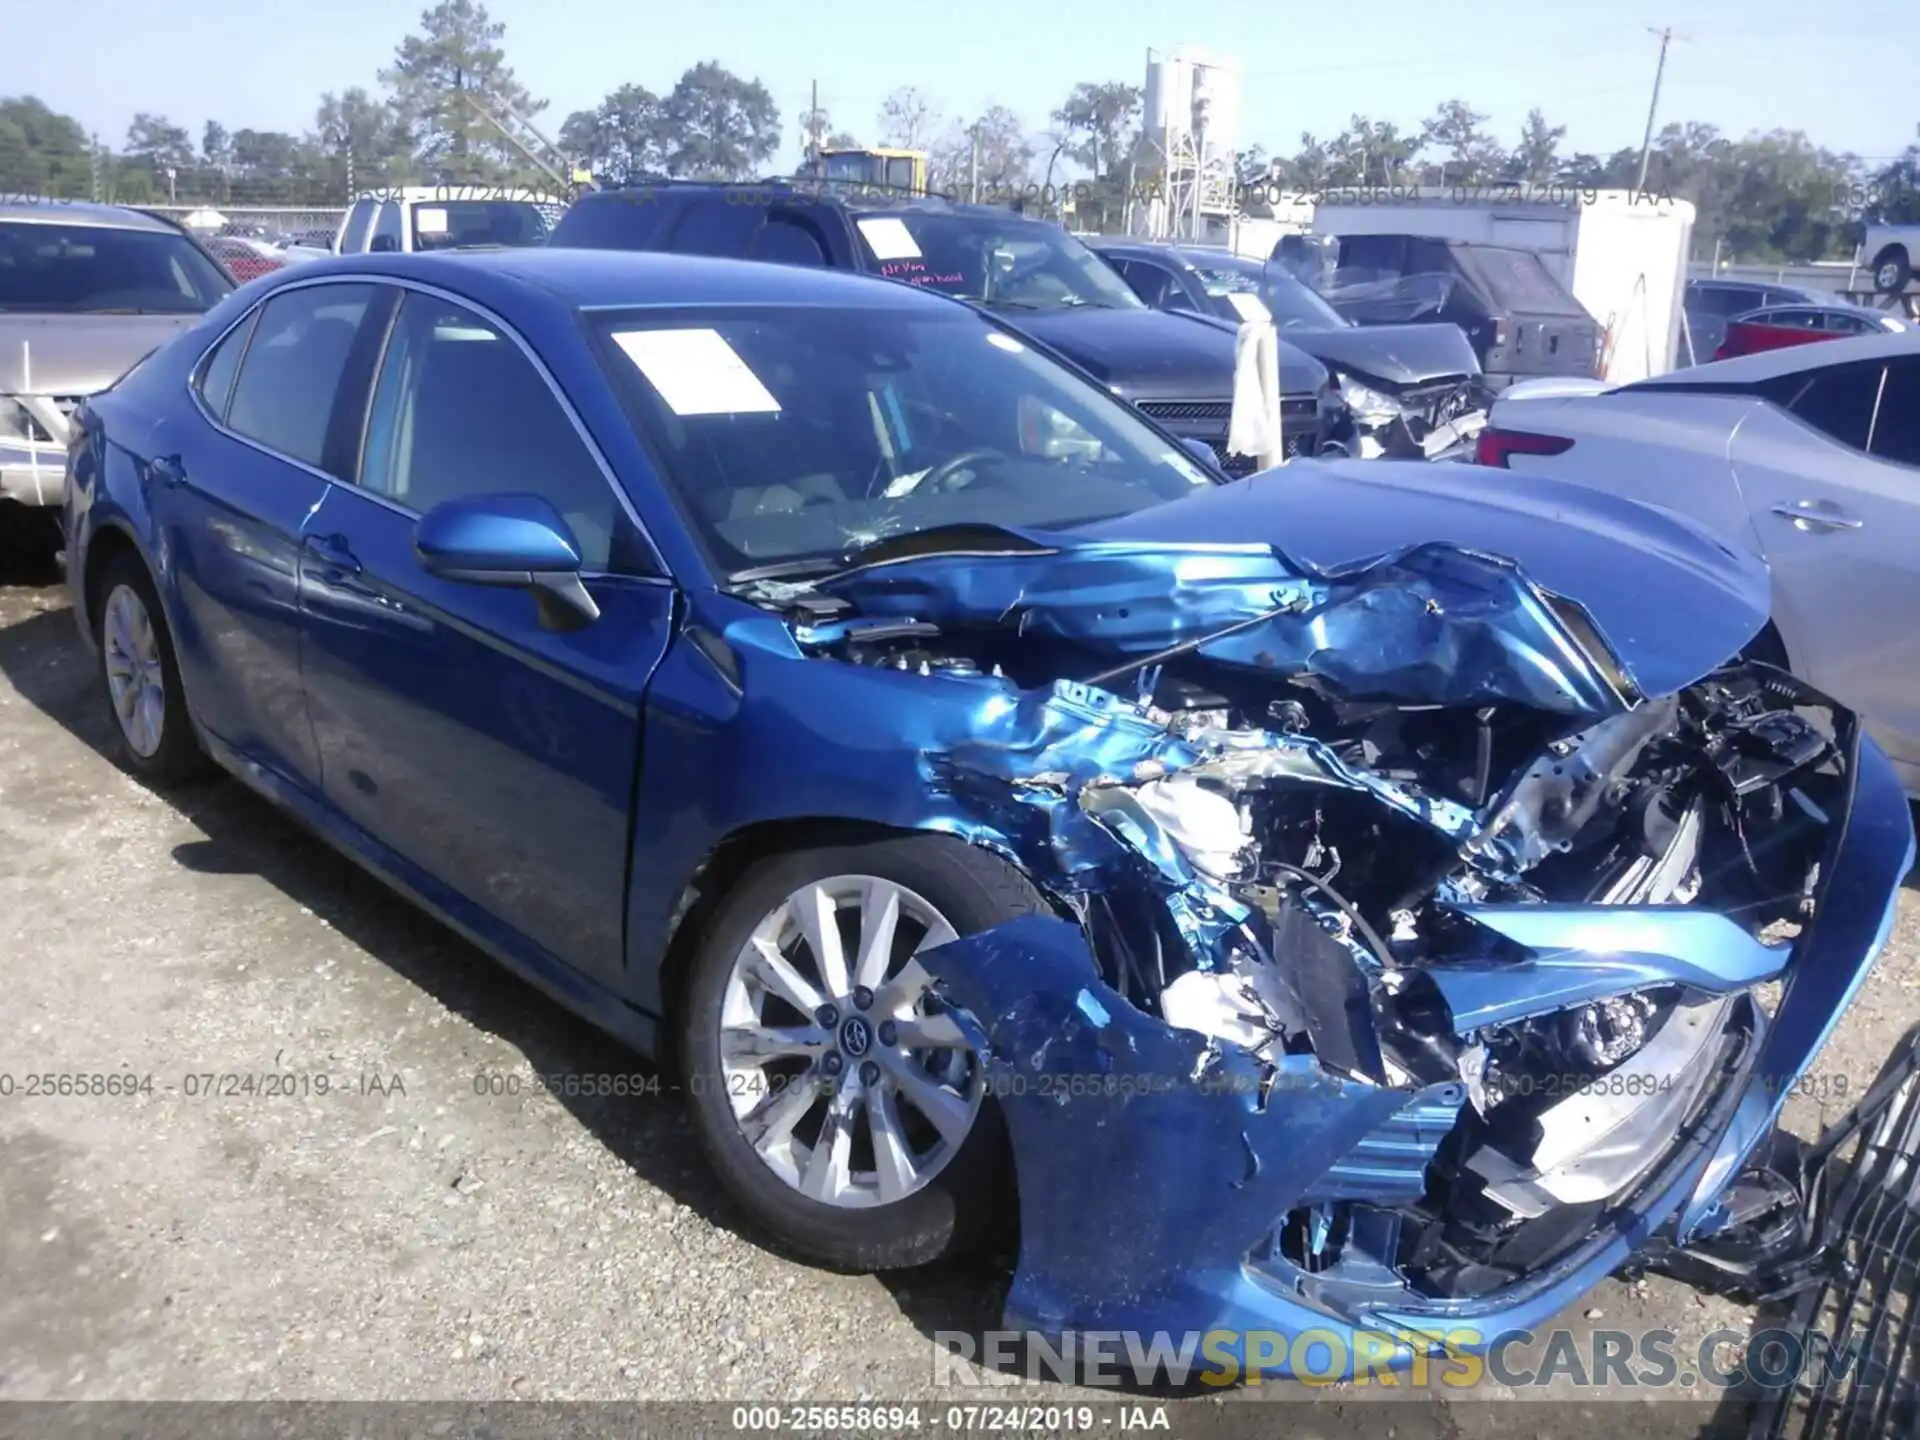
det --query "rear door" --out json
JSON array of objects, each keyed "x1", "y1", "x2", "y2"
[
  {"x1": 296, "y1": 286, "x2": 675, "y2": 987},
  {"x1": 1730, "y1": 356, "x2": 1920, "y2": 768},
  {"x1": 158, "y1": 279, "x2": 390, "y2": 788}
]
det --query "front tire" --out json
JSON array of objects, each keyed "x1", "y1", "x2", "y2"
[
  {"x1": 679, "y1": 834, "x2": 1046, "y2": 1271},
  {"x1": 92, "y1": 554, "x2": 208, "y2": 784}
]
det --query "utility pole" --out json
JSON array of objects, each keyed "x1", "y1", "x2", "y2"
[
  {"x1": 1635, "y1": 26, "x2": 1684, "y2": 192},
  {"x1": 968, "y1": 123, "x2": 980, "y2": 204},
  {"x1": 89, "y1": 134, "x2": 102, "y2": 202},
  {"x1": 805, "y1": 80, "x2": 824, "y2": 170}
]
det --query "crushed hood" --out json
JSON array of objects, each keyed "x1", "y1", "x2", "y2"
[
  {"x1": 1000, "y1": 306, "x2": 1328, "y2": 401},
  {"x1": 0, "y1": 315, "x2": 199, "y2": 397},
  {"x1": 1282, "y1": 322, "x2": 1482, "y2": 389},
  {"x1": 818, "y1": 460, "x2": 1770, "y2": 712}
]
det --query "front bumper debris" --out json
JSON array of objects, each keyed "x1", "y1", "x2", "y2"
[{"x1": 920, "y1": 733, "x2": 1914, "y2": 1383}]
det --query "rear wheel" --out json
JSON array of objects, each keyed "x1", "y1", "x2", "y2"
[
  {"x1": 92, "y1": 554, "x2": 208, "y2": 783},
  {"x1": 1873, "y1": 246, "x2": 1912, "y2": 296},
  {"x1": 679, "y1": 833, "x2": 1046, "y2": 1270}
]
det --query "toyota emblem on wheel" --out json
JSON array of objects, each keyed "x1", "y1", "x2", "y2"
[{"x1": 839, "y1": 1016, "x2": 872, "y2": 1057}]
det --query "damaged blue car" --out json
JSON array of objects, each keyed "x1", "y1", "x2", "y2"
[{"x1": 65, "y1": 250, "x2": 1915, "y2": 1384}]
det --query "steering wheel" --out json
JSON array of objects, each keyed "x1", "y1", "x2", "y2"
[{"x1": 918, "y1": 448, "x2": 1013, "y2": 495}]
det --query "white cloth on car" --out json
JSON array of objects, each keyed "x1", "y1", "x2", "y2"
[{"x1": 1227, "y1": 317, "x2": 1285, "y2": 470}]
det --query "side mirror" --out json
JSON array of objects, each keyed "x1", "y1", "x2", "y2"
[
  {"x1": 369, "y1": 234, "x2": 400, "y2": 253},
  {"x1": 414, "y1": 493, "x2": 601, "y2": 631},
  {"x1": 1178, "y1": 436, "x2": 1224, "y2": 471}
]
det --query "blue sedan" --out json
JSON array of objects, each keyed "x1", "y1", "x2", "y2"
[{"x1": 62, "y1": 248, "x2": 1914, "y2": 1380}]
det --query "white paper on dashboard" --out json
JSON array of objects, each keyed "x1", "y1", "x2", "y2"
[
  {"x1": 856, "y1": 217, "x2": 923, "y2": 260},
  {"x1": 414, "y1": 207, "x2": 449, "y2": 235},
  {"x1": 611, "y1": 328, "x2": 782, "y2": 415}
]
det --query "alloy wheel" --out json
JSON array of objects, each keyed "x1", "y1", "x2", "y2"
[
  {"x1": 718, "y1": 875, "x2": 981, "y2": 1209},
  {"x1": 102, "y1": 583, "x2": 167, "y2": 759}
]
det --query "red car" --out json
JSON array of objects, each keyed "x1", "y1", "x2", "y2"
[
  {"x1": 201, "y1": 235, "x2": 288, "y2": 284},
  {"x1": 1714, "y1": 301, "x2": 1907, "y2": 360}
]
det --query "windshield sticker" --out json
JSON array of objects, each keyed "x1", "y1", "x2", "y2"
[
  {"x1": 1226, "y1": 292, "x2": 1271, "y2": 323},
  {"x1": 415, "y1": 207, "x2": 449, "y2": 235},
  {"x1": 857, "y1": 217, "x2": 923, "y2": 260},
  {"x1": 612, "y1": 329, "x2": 782, "y2": 416}
]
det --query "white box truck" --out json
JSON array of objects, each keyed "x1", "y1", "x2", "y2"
[{"x1": 1305, "y1": 188, "x2": 1697, "y2": 384}]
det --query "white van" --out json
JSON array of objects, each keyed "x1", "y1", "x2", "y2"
[{"x1": 333, "y1": 187, "x2": 564, "y2": 255}]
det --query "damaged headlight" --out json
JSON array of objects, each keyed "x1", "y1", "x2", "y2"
[{"x1": 1338, "y1": 378, "x2": 1404, "y2": 427}]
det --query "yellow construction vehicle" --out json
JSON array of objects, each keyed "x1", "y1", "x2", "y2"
[{"x1": 814, "y1": 147, "x2": 927, "y2": 195}]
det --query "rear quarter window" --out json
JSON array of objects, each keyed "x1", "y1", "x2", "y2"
[{"x1": 549, "y1": 193, "x2": 676, "y2": 250}]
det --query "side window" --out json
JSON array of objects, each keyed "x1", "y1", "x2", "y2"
[
  {"x1": 1825, "y1": 312, "x2": 1872, "y2": 335},
  {"x1": 747, "y1": 216, "x2": 828, "y2": 267},
  {"x1": 1763, "y1": 360, "x2": 1885, "y2": 453},
  {"x1": 667, "y1": 200, "x2": 765, "y2": 258},
  {"x1": 372, "y1": 203, "x2": 404, "y2": 252},
  {"x1": 549, "y1": 193, "x2": 674, "y2": 250},
  {"x1": 226, "y1": 284, "x2": 378, "y2": 469},
  {"x1": 1699, "y1": 287, "x2": 1755, "y2": 317},
  {"x1": 1869, "y1": 359, "x2": 1920, "y2": 467},
  {"x1": 358, "y1": 294, "x2": 637, "y2": 573},
  {"x1": 195, "y1": 309, "x2": 259, "y2": 423},
  {"x1": 1121, "y1": 260, "x2": 1178, "y2": 309},
  {"x1": 340, "y1": 200, "x2": 376, "y2": 254}
]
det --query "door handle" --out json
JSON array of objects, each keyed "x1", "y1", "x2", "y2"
[
  {"x1": 149, "y1": 454, "x2": 186, "y2": 488},
  {"x1": 303, "y1": 532, "x2": 364, "y2": 576},
  {"x1": 1770, "y1": 501, "x2": 1862, "y2": 532}
]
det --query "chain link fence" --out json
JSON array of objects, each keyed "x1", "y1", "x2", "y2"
[{"x1": 142, "y1": 205, "x2": 346, "y2": 249}]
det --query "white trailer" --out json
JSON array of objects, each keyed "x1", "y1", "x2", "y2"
[{"x1": 1305, "y1": 189, "x2": 1697, "y2": 384}]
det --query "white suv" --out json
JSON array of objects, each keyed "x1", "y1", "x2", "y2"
[{"x1": 332, "y1": 187, "x2": 563, "y2": 256}]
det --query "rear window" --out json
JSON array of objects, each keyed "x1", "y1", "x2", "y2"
[
  {"x1": 548, "y1": 194, "x2": 674, "y2": 250},
  {"x1": 1458, "y1": 247, "x2": 1587, "y2": 316},
  {"x1": 411, "y1": 200, "x2": 553, "y2": 250},
  {"x1": 0, "y1": 220, "x2": 234, "y2": 314}
]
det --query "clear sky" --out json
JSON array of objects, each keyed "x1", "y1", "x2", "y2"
[{"x1": 18, "y1": 0, "x2": 1917, "y2": 173}]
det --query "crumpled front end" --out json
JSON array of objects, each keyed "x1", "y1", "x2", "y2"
[{"x1": 774, "y1": 534, "x2": 1913, "y2": 1378}]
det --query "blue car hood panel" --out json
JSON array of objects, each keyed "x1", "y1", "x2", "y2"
[{"x1": 820, "y1": 460, "x2": 1770, "y2": 712}]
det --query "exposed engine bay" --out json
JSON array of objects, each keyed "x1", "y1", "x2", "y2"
[{"x1": 767, "y1": 538, "x2": 1848, "y2": 1306}]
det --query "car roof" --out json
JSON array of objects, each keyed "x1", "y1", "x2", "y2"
[
  {"x1": 0, "y1": 198, "x2": 182, "y2": 233},
  {"x1": 1739, "y1": 300, "x2": 1887, "y2": 321},
  {"x1": 573, "y1": 181, "x2": 1042, "y2": 226},
  {"x1": 269, "y1": 246, "x2": 970, "y2": 314},
  {"x1": 349, "y1": 187, "x2": 557, "y2": 204},
  {"x1": 1627, "y1": 327, "x2": 1920, "y2": 387},
  {"x1": 1689, "y1": 277, "x2": 1819, "y2": 298}
]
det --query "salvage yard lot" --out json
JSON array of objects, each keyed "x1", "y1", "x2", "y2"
[{"x1": 3, "y1": 562, "x2": 1918, "y2": 1435}]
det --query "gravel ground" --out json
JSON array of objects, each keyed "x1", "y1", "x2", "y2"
[{"x1": 3, "y1": 558, "x2": 1917, "y2": 1436}]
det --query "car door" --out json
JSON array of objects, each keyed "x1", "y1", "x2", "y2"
[
  {"x1": 158, "y1": 279, "x2": 388, "y2": 789},
  {"x1": 1730, "y1": 355, "x2": 1920, "y2": 769},
  {"x1": 296, "y1": 286, "x2": 675, "y2": 986}
]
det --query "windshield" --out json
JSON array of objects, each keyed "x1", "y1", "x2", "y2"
[
  {"x1": 1180, "y1": 252, "x2": 1348, "y2": 330},
  {"x1": 850, "y1": 211, "x2": 1145, "y2": 312},
  {"x1": 410, "y1": 200, "x2": 553, "y2": 250},
  {"x1": 593, "y1": 303, "x2": 1214, "y2": 575},
  {"x1": 1258, "y1": 273, "x2": 1347, "y2": 329},
  {"x1": 0, "y1": 221, "x2": 234, "y2": 314}
]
